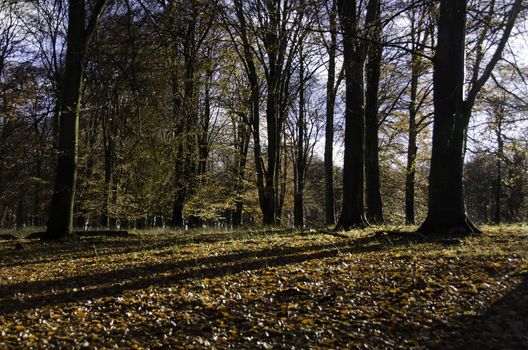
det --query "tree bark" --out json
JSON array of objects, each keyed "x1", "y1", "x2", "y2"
[
  {"x1": 364, "y1": 0, "x2": 383, "y2": 224},
  {"x1": 418, "y1": 0, "x2": 476, "y2": 235},
  {"x1": 324, "y1": 0, "x2": 338, "y2": 226},
  {"x1": 233, "y1": 115, "x2": 250, "y2": 227},
  {"x1": 337, "y1": 0, "x2": 378, "y2": 229},
  {"x1": 294, "y1": 50, "x2": 306, "y2": 228},
  {"x1": 419, "y1": 0, "x2": 522, "y2": 235},
  {"x1": 45, "y1": 0, "x2": 108, "y2": 240},
  {"x1": 405, "y1": 30, "x2": 420, "y2": 225},
  {"x1": 494, "y1": 115, "x2": 503, "y2": 224}
]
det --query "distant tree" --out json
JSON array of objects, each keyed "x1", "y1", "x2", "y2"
[
  {"x1": 465, "y1": 144, "x2": 528, "y2": 224},
  {"x1": 320, "y1": 0, "x2": 343, "y2": 226},
  {"x1": 289, "y1": 45, "x2": 324, "y2": 228},
  {"x1": 404, "y1": 1, "x2": 434, "y2": 225},
  {"x1": 226, "y1": 0, "x2": 307, "y2": 225}
]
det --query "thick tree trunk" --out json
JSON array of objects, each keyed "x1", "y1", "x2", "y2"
[
  {"x1": 364, "y1": 0, "x2": 383, "y2": 224},
  {"x1": 45, "y1": 0, "x2": 108, "y2": 240},
  {"x1": 171, "y1": 194, "x2": 185, "y2": 228},
  {"x1": 418, "y1": 0, "x2": 478, "y2": 235},
  {"x1": 337, "y1": 52, "x2": 367, "y2": 229},
  {"x1": 45, "y1": 4, "x2": 85, "y2": 239},
  {"x1": 337, "y1": 0, "x2": 376, "y2": 229}
]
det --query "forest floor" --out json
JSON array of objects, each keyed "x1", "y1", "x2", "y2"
[{"x1": 0, "y1": 225, "x2": 527, "y2": 349}]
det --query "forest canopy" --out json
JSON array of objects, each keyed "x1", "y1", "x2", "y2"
[{"x1": 0, "y1": 0, "x2": 527, "y2": 236}]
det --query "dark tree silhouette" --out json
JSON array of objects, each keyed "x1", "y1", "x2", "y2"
[
  {"x1": 45, "y1": 0, "x2": 108, "y2": 240},
  {"x1": 337, "y1": 0, "x2": 379, "y2": 230},
  {"x1": 419, "y1": 0, "x2": 523, "y2": 235}
]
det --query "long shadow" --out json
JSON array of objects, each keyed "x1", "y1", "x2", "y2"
[
  {"x1": 0, "y1": 233, "x2": 428, "y2": 315},
  {"x1": 0, "y1": 230, "x2": 299, "y2": 268},
  {"x1": 428, "y1": 275, "x2": 528, "y2": 349},
  {"x1": 0, "y1": 230, "x2": 307, "y2": 269}
]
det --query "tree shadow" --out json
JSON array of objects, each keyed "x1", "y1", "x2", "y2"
[
  {"x1": 0, "y1": 229, "x2": 300, "y2": 268},
  {"x1": 0, "y1": 232, "x2": 430, "y2": 315},
  {"x1": 429, "y1": 275, "x2": 528, "y2": 349}
]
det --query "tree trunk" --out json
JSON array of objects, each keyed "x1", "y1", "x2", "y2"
[
  {"x1": 198, "y1": 69, "x2": 213, "y2": 177},
  {"x1": 364, "y1": 0, "x2": 383, "y2": 224},
  {"x1": 45, "y1": 2, "x2": 86, "y2": 239},
  {"x1": 418, "y1": 0, "x2": 478, "y2": 235},
  {"x1": 494, "y1": 118, "x2": 503, "y2": 224},
  {"x1": 171, "y1": 193, "x2": 185, "y2": 228},
  {"x1": 233, "y1": 114, "x2": 250, "y2": 227},
  {"x1": 337, "y1": 0, "x2": 373, "y2": 229},
  {"x1": 45, "y1": 0, "x2": 108, "y2": 240},
  {"x1": 265, "y1": 71, "x2": 279, "y2": 225},
  {"x1": 33, "y1": 155, "x2": 42, "y2": 226},
  {"x1": 405, "y1": 51, "x2": 419, "y2": 225},
  {"x1": 405, "y1": 125, "x2": 417, "y2": 225},
  {"x1": 294, "y1": 49, "x2": 306, "y2": 228},
  {"x1": 324, "y1": 0, "x2": 338, "y2": 226},
  {"x1": 16, "y1": 200, "x2": 24, "y2": 230}
]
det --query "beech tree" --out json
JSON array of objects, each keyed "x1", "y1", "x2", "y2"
[
  {"x1": 45, "y1": 0, "x2": 109, "y2": 239},
  {"x1": 227, "y1": 0, "x2": 306, "y2": 225},
  {"x1": 320, "y1": 0, "x2": 343, "y2": 226},
  {"x1": 364, "y1": 0, "x2": 383, "y2": 224},
  {"x1": 336, "y1": 0, "x2": 379, "y2": 229},
  {"x1": 418, "y1": 0, "x2": 523, "y2": 235},
  {"x1": 404, "y1": 2, "x2": 433, "y2": 225},
  {"x1": 2, "y1": 0, "x2": 527, "y2": 231}
]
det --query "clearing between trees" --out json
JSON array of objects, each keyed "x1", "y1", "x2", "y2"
[{"x1": 0, "y1": 226, "x2": 527, "y2": 349}]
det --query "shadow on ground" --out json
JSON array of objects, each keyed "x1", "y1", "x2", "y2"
[
  {"x1": 1, "y1": 229, "x2": 526, "y2": 348},
  {"x1": 428, "y1": 275, "x2": 528, "y2": 349},
  {"x1": 0, "y1": 231, "x2": 428, "y2": 315}
]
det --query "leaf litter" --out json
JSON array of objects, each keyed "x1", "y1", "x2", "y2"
[{"x1": 0, "y1": 226, "x2": 527, "y2": 349}]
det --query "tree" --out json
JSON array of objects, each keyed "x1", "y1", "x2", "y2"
[
  {"x1": 418, "y1": 0, "x2": 523, "y2": 235},
  {"x1": 289, "y1": 43, "x2": 324, "y2": 228},
  {"x1": 364, "y1": 0, "x2": 383, "y2": 224},
  {"x1": 320, "y1": 0, "x2": 343, "y2": 226},
  {"x1": 336, "y1": 0, "x2": 379, "y2": 230},
  {"x1": 227, "y1": 0, "x2": 306, "y2": 225},
  {"x1": 45, "y1": 0, "x2": 109, "y2": 239},
  {"x1": 404, "y1": 1, "x2": 433, "y2": 225}
]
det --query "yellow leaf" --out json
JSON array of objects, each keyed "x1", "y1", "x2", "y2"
[
  {"x1": 301, "y1": 318, "x2": 314, "y2": 325},
  {"x1": 463, "y1": 311, "x2": 477, "y2": 316},
  {"x1": 74, "y1": 308, "x2": 87, "y2": 318}
]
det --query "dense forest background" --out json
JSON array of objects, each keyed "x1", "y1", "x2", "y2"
[{"x1": 0, "y1": 0, "x2": 527, "y2": 232}]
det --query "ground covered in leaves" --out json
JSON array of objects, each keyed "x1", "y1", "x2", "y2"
[{"x1": 0, "y1": 225, "x2": 527, "y2": 349}]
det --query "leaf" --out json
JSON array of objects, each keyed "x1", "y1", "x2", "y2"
[{"x1": 301, "y1": 318, "x2": 314, "y2": 325}]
